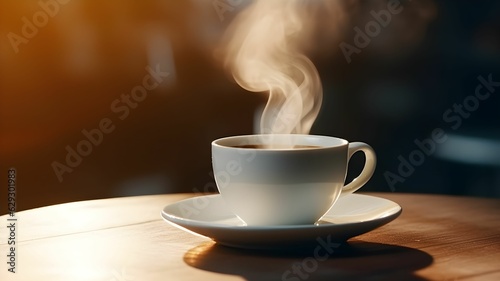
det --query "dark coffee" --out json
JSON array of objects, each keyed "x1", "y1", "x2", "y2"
[{"x1": 232, "y1": 144, "x2": 322, "y2": 149}]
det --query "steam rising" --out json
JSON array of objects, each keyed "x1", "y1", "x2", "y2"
[{"x1": 223, "y1": 0, "x2": 323, "y2": 135}]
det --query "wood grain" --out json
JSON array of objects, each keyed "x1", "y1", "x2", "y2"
[{"x1": 1, "y1": 192, "x2": 499, "y2": 281}]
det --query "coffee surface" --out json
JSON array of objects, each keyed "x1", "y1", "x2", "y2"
[{"x1": 231, "y1": 144, "x2": 322, "y2": 149}]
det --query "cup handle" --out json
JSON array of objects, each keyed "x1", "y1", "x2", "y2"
[{"x1": 341, "y1": 142, "x2": 377, "y2": 195}]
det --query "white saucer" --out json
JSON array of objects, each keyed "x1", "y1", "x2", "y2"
[{"x1": 161, "y1": 194, "x2": 401, "y2": 249}]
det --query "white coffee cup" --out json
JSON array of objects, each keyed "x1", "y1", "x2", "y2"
[{"x1": 211, "y1": 134, "x2": 376, "y2": 226}]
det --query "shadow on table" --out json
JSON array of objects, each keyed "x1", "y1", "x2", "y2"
[{"x1": 184, "y1": 239, "x2": 433, "y2": 281}]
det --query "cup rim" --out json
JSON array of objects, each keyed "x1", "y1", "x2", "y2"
[{"x1": 212, "y1": 134, "x2": 348, "y2": 151}]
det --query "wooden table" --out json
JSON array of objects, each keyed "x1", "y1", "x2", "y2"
[{"x1": 1, "y1": 192, "x2": 499, "y2": 281}]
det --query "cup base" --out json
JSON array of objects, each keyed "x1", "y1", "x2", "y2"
[{"x1": 218, "y1": 183, "x2": 342, "y2": 226}]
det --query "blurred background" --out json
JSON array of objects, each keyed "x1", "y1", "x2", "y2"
[{"x1": 1, "y1": 0, "x2": 499, "y2": 212}]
